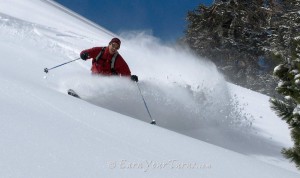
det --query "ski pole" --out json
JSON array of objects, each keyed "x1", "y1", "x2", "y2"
[
  {"x1": 44, "y1": 57, "x2": 81, "y2": 73},
  {"x1": 135, "y1": 82, "x2": 156, "y2": 125}
]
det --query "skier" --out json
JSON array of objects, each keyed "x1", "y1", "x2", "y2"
[
  {"x1": 77, "y1": 38, "x2": 155, "y2": 124},
  {"x1": 80, "y1": 37, "x2": 138, "y2": 82}
]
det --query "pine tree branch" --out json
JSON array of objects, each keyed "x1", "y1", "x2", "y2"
[{"x1": 270, "y1": 98, "x2": 295, "y2": 124}]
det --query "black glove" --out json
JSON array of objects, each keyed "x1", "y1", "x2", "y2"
[
  {"x1": 80, "y1": 52, "x2": 89, "y2": 60},
  {"x1": 131, "y1": 75, "x2": 138, "y2": 82}
]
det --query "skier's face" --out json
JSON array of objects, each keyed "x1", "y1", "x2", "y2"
[{"x1": 109, "y1": 42, "x2": 120, "y2": 54}]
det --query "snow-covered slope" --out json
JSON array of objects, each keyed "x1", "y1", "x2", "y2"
[{"x1": 0, "y1": 0, "x2": 298, "y2": 177}]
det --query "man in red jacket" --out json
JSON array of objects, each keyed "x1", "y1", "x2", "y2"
[{"x1": 80, "y1": 38, "x2": 138, "y2": 82}]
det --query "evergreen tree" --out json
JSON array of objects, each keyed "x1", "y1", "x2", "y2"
[
  {"x1": 271, "y1": 37, "x2": 300, "y2": 169},
  {"x1": 270, "y1": 0, "x2": 300, "y2": 169},
  {"x1": 184, "y1": 0, "x2": 281, "y2": 95}
]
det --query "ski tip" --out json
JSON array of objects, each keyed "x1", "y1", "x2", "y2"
[
  {"x1": 67, "y1": 89, "x2": 75, "y2": 93},
  {"x1": 150, "y1": 120, "x2": 156, "y2": 125},
  {"x1": 68, "y1": 89, "x2": 81, "y2": 99}
]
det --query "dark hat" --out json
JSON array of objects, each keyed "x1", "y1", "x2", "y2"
[{"x1": 110, "y1": 38, "x2": 121, "y2": 46}]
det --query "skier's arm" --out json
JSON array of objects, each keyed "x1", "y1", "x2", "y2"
[
  {"x1": 115, "y1": 55, "x2": 131, "y2": 76},
  {"x1": 80, "y1": 47, "x2": 102, "y2": 60},
  {"x1": 114, "y1": 55, "x2": 138, "y2": 81}
]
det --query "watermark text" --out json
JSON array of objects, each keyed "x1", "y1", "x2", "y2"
[{"x1": 107, "y1": 160, "x2": 212, "y2": 172}]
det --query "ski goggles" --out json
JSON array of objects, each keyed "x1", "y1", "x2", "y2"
[{"x1": 111, "y1": 42, "x2": 120, "y2": 50}]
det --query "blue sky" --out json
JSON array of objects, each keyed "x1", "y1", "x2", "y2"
[{"x1": 54, "y1": 0, "x2": 213, "y2": 42}]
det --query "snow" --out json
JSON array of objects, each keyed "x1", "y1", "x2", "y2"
[
  {"x1": 277, "y1": 81, "x2": 284, "y2": 88},
  {"x1": 285, "y1": 95, "x2": 292, "y2": 100},
  {"x1": 294, "y1": 105, "x2": 300, "y2": 116},
  {"x1": 273, "y1": 64, "x2": 282, "y2": 74},
  {"x1": 295, "y1": 36, "x2": 300, "y2": 40},
  {"x1": 0, "y1": 0, "x2": 299, "y2": 177},
  {"x1": 290, "y1": 69, "x2": 299, "y2": 75}
]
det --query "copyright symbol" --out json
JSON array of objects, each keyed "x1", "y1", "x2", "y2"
[{"x1": 108, "y1": 161, "x2": 116, "y2": 169}]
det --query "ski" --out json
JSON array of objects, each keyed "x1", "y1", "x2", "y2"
[{"x1": 67, "y1": 89, "x2": 81, "y2": 99}]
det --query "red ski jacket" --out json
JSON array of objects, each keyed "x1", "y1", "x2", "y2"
[{"x1": 80, "y1": 47, "x2": 131, "y2": 76}]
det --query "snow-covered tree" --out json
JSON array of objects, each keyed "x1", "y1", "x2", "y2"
[
  {"x1": 184, "y1": 0, "x2": 280, "y2": 96},
  {"x1": 271, "y1": 36, "x2": 300, "y2": 169},
  {"x1": 270, "y1": 0, "x2": 300, "y2": 167}
]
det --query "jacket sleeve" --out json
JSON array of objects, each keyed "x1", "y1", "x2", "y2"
[
  {"x1": 80, "y1": 47, "x2": 102, "y2": 60},
  {"x1": 115, "y1": 55, "x2": 131, "y2": 76}
]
